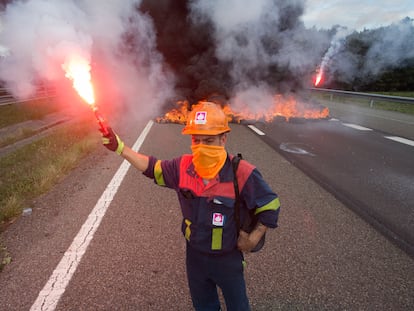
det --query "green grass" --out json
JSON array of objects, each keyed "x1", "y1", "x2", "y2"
[
  {"x1": 313, "y1": 92, "x2": 414, "y2": 115},
  {"x1": 369, "y1": 100, "x2": 414, "y2": 114},
  {"x1": 0, "y1": 120, "x2": 98, "y2": 225},
  {"x1": 0, "y1": 98, "x2": 60, "y2": 128},
  {"x1": 0, "y1": 116, "x2": 98, "y2": 271},
  {"x1": 373, "y1": 91, "x2": 414, "y2": 98},
  {"x1": 0, "y1": 127, "x2": 36, "y2": 148}
]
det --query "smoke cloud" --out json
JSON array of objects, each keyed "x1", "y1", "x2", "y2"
[
  {"x1": 2, "y1": 0, "x2": 410, "y2": 116},
  {"x1": 0, "y1": 0, "x2": 331, "y2": 116},
  {"x1": 187, "y1": 0, "x2": 330, "y2": 111},
  {"x1": 0, "y1": 0, "x2": 174, "y2": 119},
  {"x1": 323, "y1": 18, "x2": 414, "y2": 89},
  {"x1": 363, "y1": 19, "x2": 414, "y2": 77}
]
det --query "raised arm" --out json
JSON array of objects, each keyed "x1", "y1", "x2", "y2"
[{"x1": 102, "y1": 127, "x2": 149, "y2": 172}]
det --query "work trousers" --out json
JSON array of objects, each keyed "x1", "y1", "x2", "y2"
[{"x1": 186, "y1": 244, "x2": 251, "y2": 311}]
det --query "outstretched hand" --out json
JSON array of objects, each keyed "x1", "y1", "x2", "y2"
[{"x1": 102, "y1": 127, "x2": 125, "y2": 155}]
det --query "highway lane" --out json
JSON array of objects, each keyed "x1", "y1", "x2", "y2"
[
  {"x1": 249, "y1": 109, "x2": 414, "y2": 256},
  {"x1": 1, "y1": 116, "x2": 413, "y2": 310},
  {"x1": 318, "y1": 99, "x2": 414, "y2": 140}
]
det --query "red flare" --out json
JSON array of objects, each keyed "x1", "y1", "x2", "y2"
[{"x1": 314, "y1": 70, "x2": 323, "y2": 87}]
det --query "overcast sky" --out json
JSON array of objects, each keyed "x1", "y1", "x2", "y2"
[{"x1": 302, "y1": 0, "x2": 414, "y2": 30}]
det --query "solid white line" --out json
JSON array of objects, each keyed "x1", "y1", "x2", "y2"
[
  {"x1": 342, "y1": 123, "x2": 373, "y2": 131},
  {"x1": 247, "y1": 125, "x2": 266, "y2": 136},
  {"x1": 384, "y1": 136, "x2": 414, "y2": 147},
  {"x1": 30, "y1": 120, "x2": 154, "y2": 311}
]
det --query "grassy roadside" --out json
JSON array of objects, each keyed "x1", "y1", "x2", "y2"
[
  {"x1": 0, "y1": 98, "x2": 63, "y2": 148},
  {"x1": 0, "y1": 101, "x2": 99, "y2": 271},
  {"x1": 0, "y1": 98, "x2": 59, "y2": 128},
  {"x1": 312, "y1": 91, "x2": 414, "y2": 115},
  {"x1": 0, "y1": 120, "x2": 98, "y2": 225}
]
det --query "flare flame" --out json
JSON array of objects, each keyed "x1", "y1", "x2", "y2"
[
  {"x1": 62, "y1": 57, "x2": 95, "y2": 105},
  {"x1": 314, "y1": 69, "x2": 323, "y2": 87}
]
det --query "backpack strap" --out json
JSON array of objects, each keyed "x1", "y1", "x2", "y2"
[
  {"x1": 232, "y1": 153, "x2": 243, "y2": 237},
  {"x1": 231, "y1": 153, "x2": 266, "y2": 252}
]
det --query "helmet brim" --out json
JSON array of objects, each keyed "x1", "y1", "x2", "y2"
[{"x1": 182, "y1": 127, "x2": 231, "y2": 135}]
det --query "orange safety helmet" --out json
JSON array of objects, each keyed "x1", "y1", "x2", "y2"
[{"x1": 182, "y1": 101, "x2": 231, "y2": 135}]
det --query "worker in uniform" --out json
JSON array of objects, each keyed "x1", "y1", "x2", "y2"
[{"x1": 102, "y1": 101, "x2": 280, "y2": 311}]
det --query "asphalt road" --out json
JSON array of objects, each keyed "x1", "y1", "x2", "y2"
[
  {"x1": 251, "y1": 113, "x2": 414, "y2": 256},
  {"x1": 0, "y1": 111, "x2": 413, "y2": 310}
]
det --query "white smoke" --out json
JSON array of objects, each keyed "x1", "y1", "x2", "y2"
[
  {"x1": 363, "y1": 19, "x2": 414, "y2": 76},
  {"x1": 317, "y1": 26, "x2": 352, "y2": 84},
  {"x1": 0, "y1": 0, "x2": 174, "y2": 119},
  {"x1": 328, "y1": 18, "x2": 414, "y2": 86},
  {"x1": 189, "y1": 0, "x2": 329, "y2": 112}
]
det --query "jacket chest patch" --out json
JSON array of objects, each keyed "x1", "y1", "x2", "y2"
[{"x1": 212, "y1": 212, "x2": 225, "y2": 226}]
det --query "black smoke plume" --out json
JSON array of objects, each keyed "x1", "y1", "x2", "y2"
[{"x1": 141, "y1": 0, "x2": 330, "y2": 110}]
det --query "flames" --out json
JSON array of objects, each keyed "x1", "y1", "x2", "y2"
[
  {"x1": 156, "y1": 100, "x2": 191, "y2": 124},
  {"x1": 157, "y1": 95, "x2": 329, "y2": 124},
  {"x1": 62, "y1": 56, "x2": 95, "y2": 105}
]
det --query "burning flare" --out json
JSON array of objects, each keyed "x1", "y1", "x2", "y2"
[
  {"x1": 62, "y1": 56, "x2": 95, "y2": 105},
  {"x1": 314, "y1": 68, "x2": 323, "y2": 87},
  {"x1": 62, "y1": 56, "x2": 109, "y2": 135}
]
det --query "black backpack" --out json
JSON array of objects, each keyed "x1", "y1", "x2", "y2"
[{"x1": 232, "y1": 153, "x2": 265, "y2": 252}]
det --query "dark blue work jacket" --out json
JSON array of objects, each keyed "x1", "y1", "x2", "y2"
[{"x1": 143, "y1": 153, "x2": 280, "y2": 254}]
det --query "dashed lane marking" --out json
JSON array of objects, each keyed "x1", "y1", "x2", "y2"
[
  {"x1": 342, "y1": 123, "x2": 373, "y2": 131},
  {"x1": 30, "y1": 120, "x2": 154, "y2": 311},
  {"x1": 247, "y1": 125, "x2": 266, "y2": 136},
  {"x1": 341, "y1": 122, "x2": 413, "y2": 147},
  {"x1": 384, "y1": 136, "x2": 414, "y2": 147}
]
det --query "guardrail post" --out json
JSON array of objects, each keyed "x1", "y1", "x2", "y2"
[{"x1": 370, "y1": 99, "x2": 374, "y2": 108}]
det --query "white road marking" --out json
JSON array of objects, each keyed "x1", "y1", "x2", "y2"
[
  {"x1": 280, "y1": 142, "x2": 315, "y2": 156},
  {"x1": 247, "y1": 125, "x2": 266, "y2": 136},
  {"x1": 342, "y1": 123, "x2": 373, "y2": 131},
  {"x1": 384, "y1": 136, "x2": 414, "y2": 147},
  {"x1": 30, "y1": 120, "x2": 154, "y2": 311}
]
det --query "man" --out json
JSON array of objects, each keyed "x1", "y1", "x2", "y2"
[{"x1": 102, "y1": 101, "x2": 280, "y2": 311}]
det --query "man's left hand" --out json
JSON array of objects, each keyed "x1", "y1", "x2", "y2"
[
  {"x1": 237, "y1": 230, "x2": 256, "y2": 252},
  {"x1": 237, "y1": 223, "x2": 267, "y2": 252}
]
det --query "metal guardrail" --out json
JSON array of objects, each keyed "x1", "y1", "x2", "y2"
[
  {"x1": 1, "y1": 85, "x2": 413, "y2": 107},
  {"x1": 0, "y1": 85, "x2": 56, "y2": 106},
  {"x1": 310, "y1": 87, "x2": 414, "y2": 107}
]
